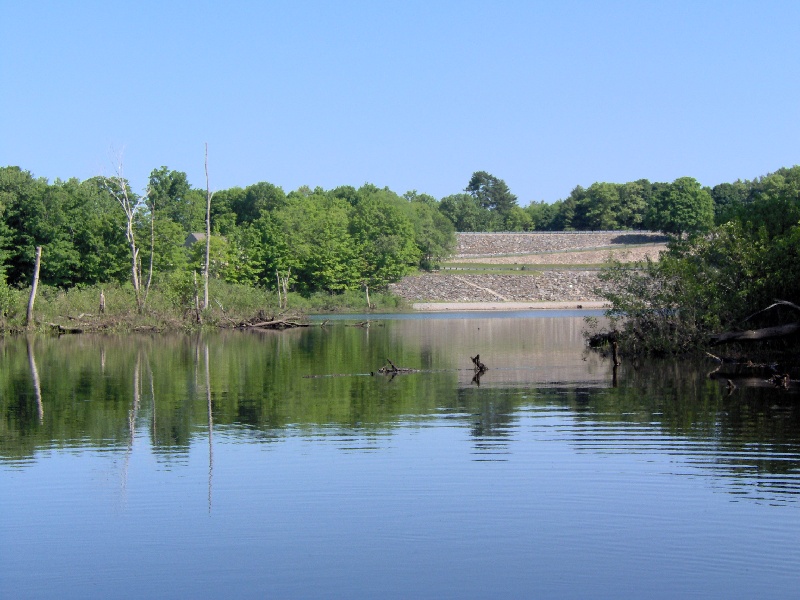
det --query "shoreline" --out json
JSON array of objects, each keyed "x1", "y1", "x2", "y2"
[{"x1": 411, "y1": 301, "x2": 609, "y2": 311}]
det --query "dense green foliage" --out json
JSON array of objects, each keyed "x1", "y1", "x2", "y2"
[
  {"x1": 437, "y1": 171, "x2": 721, "y2": 234},
  {"x1": 0, "y1": 166, "x2": 456, "y2": 314},
  {"x1": 2, "y1": 160, "x2": 798, "y2": 342},
  {"x1": 597, "y1": 166, "x2": 800, "y2": 355},
  {"x1": 522, "y1": 176, "x2": 716, "y2": 234}
]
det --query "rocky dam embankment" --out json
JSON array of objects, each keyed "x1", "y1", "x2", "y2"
[{"x1": 389, "y1": 231, "x2": 666, "y2": 307}]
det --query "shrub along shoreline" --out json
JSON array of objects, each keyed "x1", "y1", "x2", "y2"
[{"x1": 2, "y1": 279, "x2": 411, "y2": 335}]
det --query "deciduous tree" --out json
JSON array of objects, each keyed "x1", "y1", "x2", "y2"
[{"x1": 646, "y1": 177, "x2": 714, "y2": 237}]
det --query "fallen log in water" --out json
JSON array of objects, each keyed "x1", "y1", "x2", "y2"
[
  {"x1": 376, "y1": 358, "x2": 420, "y2": 375},
  {"x1": 305, "y1": 354, "x2": 490, "y2": 379},
  {"x1": 348, "y1": 320, "x2": 371, "y2": 328},
  {"x1": 705, "y1": 352, "x2": 796, "y2": 391},
  {"x1": 240, "y1": 318, "x2": 313, "y2": 330},
  {"x1": 471, "y1": 354, "x2": 487, "y2": 372},
  {"x1": 710, "y1": 300, "x2": 800, "y2": 345},
  {"x1": 709, "y1": 322, "x2": 800, "y2": 345},
  {"x1": 709, "y1": 374, "x2": 797, "y2": 391},
  {"x1": 470, "y1": 354, "x2": 489, "y2": 385},
  {"x1": 705, "y1": 353, "x2": 780, "y2": 377},
  {"x1": 48, "y1": 322, "x2": 84, "y2": 334}
]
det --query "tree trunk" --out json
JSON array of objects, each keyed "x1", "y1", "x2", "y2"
[
  {"x1": 194, "y1": 271, "x2": 202, "y2": 324},
  {"x1": 103, "y1": 155, "x2": 142, "y2": 311},
  {"x1": 26, "y1": 246, "x2": 42, "y2": 327},
  {"x1": 710, "y1": 323, "x2": 800, "y2": 345},
  {"x1": 203, "y1": 143, "x2": 212, "y2": 310},
  {"x1": 142, "y1": 194, "x2": 155, "y2": 310},
  {"x1": 128, "y1": 214, "x2": 141, "y2": 311},
  {"x1": 276, "y1": 270, "x2": 282, "y2": 309},
  {"x1": 276, "y1": 269, "x2": 290, "y2": 309},
  {"x1": 709, "y1": 301, "x2": 800, "y2": 345}
]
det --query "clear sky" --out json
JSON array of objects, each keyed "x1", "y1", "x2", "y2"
[{"x1": 2, "y1": 1, "x2": 799, "y2": 204}]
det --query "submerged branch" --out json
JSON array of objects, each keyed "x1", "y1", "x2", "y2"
[{"x1": 709, "y1": 322, "x2": 800, "y2": 345}]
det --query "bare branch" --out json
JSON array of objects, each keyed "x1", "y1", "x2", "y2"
[
  {"x1": 100, "y1": 148, "x2": 142, "y2": 310},
  {"x1": 204, "y1": 143, "x2": 212, "y2": 310},
  {"x1": 743, "y1": 300, "x2": 800, "y2": 323}
]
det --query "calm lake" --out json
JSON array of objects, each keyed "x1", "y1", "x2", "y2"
[{"x1": 2, "y1": 311, "x2": 800, "y2": 599}]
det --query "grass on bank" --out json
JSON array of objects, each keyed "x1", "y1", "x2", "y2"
[{"x1": 0, "y1": 278, "x2": 411, "y2": 334}]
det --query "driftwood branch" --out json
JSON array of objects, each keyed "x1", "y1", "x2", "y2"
[
  {"x1": 743, "y1": 300, "x2": 800, "y2": 322},
  {"x1": 470, "y1": 354, "x2": 488, "y2": 385},
  {"x1": 709, "y1": 300, "x2": 800, "y2": 345},
  {"x1": 709, "y1": 322, "x2": 800, "y2": 345},
  {"x1": 705, "y1": 352, "x2": 795, "y2": 391},
  {"x1": 244, "y1": 319, "x2": 311, "y2": 330},
  {"x1": 471, "y1": 354, "x2": 487, "y2": 372},
  {"x1": 48, "y1": 323, "x2": 84, "y2": 334},
  {"x1": 376, "y1": 358, "x2": 419, "y2": 375}
]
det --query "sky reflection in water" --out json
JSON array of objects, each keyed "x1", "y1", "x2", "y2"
[{"x1": 2, "y1": 314, "x2": 799, "y2": 599}]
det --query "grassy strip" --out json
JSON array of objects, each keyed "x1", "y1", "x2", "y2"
[{"x1": 0, "y1": 280, "x2": 411, "y2": 335}]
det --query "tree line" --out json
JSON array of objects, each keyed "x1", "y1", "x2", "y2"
[
  {"x1": 0, "y1": 162, "x2": 796, "y2": 302},
  {"x1": 596, "y1": 165, "x2": 800, "y2": 355},
  {"x1": 0, "y1": 166, "x2": 456, "y2": 299},
  {"x1": 444, "y1": 170, "x2": 785, "y2": 236}
]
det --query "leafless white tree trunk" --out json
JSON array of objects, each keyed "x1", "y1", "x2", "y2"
[
  {"x1": 142, "y1": 189, "x2": 155, "y2": 310},
  {"x1": 26, "y1": 246, "x2": 42, "y2": 327},
  {"x1": 103, "y1": 153, "x2": 142, "y2": 311},
  {"x1": 193, "y1": 270, "x2": 202, "y2": 324},
  {"x1": 204, "y1": 143, "x2": 213, "y2": 310},
  {"x1": 276, "y1": 268, "x2": 291, "y2": 309}
]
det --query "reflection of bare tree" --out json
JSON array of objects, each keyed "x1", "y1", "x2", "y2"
[
  {"x1": 121, "y1": 351, "x2": 142, "y2": 500},
  {"x1": 131, "y1": 351, "x2": 141, "y2": 436},
  {"x1": 145, "y1": 352, "x2": 156, "y2": 443},
  {"x1": 26, "y1": 336, "x2": 43, "y2": 423},
  {"x1": 205, "y1": 342, "x2": 214, "y2": 514}
]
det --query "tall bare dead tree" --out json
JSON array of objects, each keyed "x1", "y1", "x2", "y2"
[
  {"x1": 204, "y1": 143, "x2": 213, "y2": 310},
  {"x1": 276, "y1": 268, "x2": 291, "y2": 310},
  {"x1": 103, "y1": 152, "x2": 143, "y2": 311},
  {"x1": 142, "y1": 187, "x2": 155, "y2": 310},
  {"x1": 26, "y1": 246, "x2": 42, "y2": 327}
]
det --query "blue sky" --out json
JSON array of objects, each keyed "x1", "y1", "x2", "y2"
[{"x1": 2, "y1": 1, "x2": 799, "y2": 204}]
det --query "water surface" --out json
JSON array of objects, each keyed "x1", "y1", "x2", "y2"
[{"x1": 2, "y1": 313, "x2": 799, "y2": 599}]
